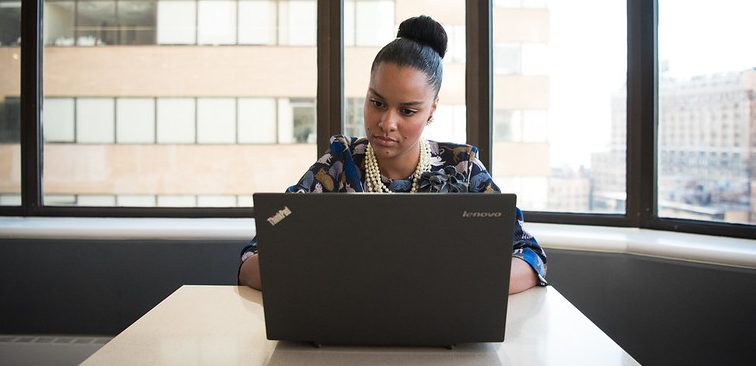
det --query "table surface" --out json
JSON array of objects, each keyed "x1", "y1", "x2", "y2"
[{"x1": 81, "y1": 285, "x2": 639, "y2": 366}]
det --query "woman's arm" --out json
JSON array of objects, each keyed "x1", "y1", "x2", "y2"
[
  {"x1": 238, "y1": 254, "x2": 262, "y2": 290},
  {"x1": 509, "y1": 256, "x2": 537, "y2": 294},
  {"x1": 241, "y1": 254, "x2": 534, "y2": 293}
]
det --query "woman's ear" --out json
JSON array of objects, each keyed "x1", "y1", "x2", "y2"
[{"x1": 429, "y1": 96, "x2": 439, "y2": 119}]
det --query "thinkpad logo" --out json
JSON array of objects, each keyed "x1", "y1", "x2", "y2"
[
  {"x1": 267, "y1": 206, "x2": 292, "y2": 226},
  {"x1": 462, "y1": 210, "x2": 503, "y2": 218}
]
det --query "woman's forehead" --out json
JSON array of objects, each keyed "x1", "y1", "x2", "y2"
[{"x1": 369, "y1": 63, "x2": 434, "y2": 101}]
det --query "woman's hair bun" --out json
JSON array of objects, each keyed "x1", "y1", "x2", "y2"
[{"x1": 396, "y1": 15, "x2": 448, "y2": 59}]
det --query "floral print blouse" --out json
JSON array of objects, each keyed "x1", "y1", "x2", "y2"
[{"x1": 241, "y1": 135, "x2": 547, "y2": 285}]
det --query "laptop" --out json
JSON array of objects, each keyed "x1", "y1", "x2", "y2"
[{"x1": 253, "y1": 192, "x2": 516, "y2": 348}]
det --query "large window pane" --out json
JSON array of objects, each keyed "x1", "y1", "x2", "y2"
[
  {"x1": 493, "y1": 1, "x2": 627, "y2": 213},
  {"x1": 43, "y1": 0, "x2": 317, "y2": 207},
  {"x1": 658, "y1": 0, "x2": 756, "y2": 224},
  {"x1": 344, "y1": 0, "x2": 467, "y2": 143}
]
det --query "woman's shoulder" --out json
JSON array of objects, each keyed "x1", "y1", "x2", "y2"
[
  {"x1": 329, "y1": 135, "x2": 368, "y2": 149},
  {"x1": 429, "y1": 140, "x2": 479, "y2": 162}
]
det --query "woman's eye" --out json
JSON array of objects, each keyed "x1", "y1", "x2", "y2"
[
  {"x1": 370, "y1": 99, "x2": 384, "y2": 108},
  {"x1": 402, "y1": 109, "x2": 417, "y2": 116}
]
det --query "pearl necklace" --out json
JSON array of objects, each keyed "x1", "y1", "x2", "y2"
[{"x1": 365, "y1": 138, "x2": 431, "y2": 193}]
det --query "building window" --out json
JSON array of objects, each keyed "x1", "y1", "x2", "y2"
[
  {"x1": 157, "y1": 0, "x2": 196, "y2": 45},
  {"x1": 197, "y1": 0, "x2": 237, "y2": 45},
  {"x1": 238, "y1": 0, "x2": 276, "y2": 45},
  {"x1": 0, "y1": 97, "x2": 20, "y2": 143},
  {"x1": 197, "y1": 98, "x2": 236, "y2": 144},
  {"x1": 344, "y1": 0, "x2": 395, "y2": 47},
  {"x1": 0, "y1": 0, "x2": 21, "y2": 46},
  {"x1": 44, "y1": 0, "x2": 157, "y2": 46},
  {"x1": 157, "y1": 98, "x2": 196, "y2": 144},
  {"x1": 76, "y1": 98, "x2": 115, "y2": 143},
  {"x1": 116, "y1": 98, "x2": 156, "y2": 144},
  {"x1": 238, "y1": 98, "x2": 277, "y2": 143}
]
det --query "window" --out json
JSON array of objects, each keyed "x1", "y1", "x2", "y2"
[
  {"x1": 492, "y1": 0, "x2": 627, "y2": 213},
  {"x1": 76, "y1": 98, "x2": 115, "y2": 143},
  {"x1": 116, "y1": 98, "x2": 155, "y2": 144},
  {"x1": 6, "y1": 1, "x2": 755, "y2": 238},
  {"x1": 0, "y1": 0, "x2": 21, "y2": 46},
  {"x1": 344, "y1": 0, "x2": 394, "y2": 47},
  {"x1": 157, "y1": 0, "x2": 196, "y2": 45},
  {"x1": 238, "y1": 1, "x2": 276, "y2": 45},
  {"x1": 658, "y1": 0, "x2": 756, "y2": 225},
  {"x1": 197, "y1": 0, "x2": 237, "y2": 45},
  {"x1": 44, "y1": 0, "x2": 157, "y2": 46},
  {"x1": 41, "y1": 0, "x2": 318, "y2": 207},
  {"x1": 238, "y1": 98, "x2": 277, "y2": 143},
  {"x1": 0, "y1": 97, "x2": 20, "y2": 143},
  {"x1": 344, "y1": 0, "x2": 467, "y2": 145}
]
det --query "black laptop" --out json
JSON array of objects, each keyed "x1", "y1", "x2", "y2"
[{"x1": 253, "y1": 193, "x2": 516, "y2": 348}]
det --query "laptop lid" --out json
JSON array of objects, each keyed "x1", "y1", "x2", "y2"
[{"x1": 253, "y1": 193, "x2": 516, "y2": 347}]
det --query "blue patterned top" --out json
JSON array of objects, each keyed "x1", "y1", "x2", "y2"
[{"x1": 241, "y1": 135, "x2": 547, "y2": 285}]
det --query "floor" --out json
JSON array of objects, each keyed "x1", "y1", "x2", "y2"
[{"x1": 0, "y1": 335, "x2": 111, "y2": 366}]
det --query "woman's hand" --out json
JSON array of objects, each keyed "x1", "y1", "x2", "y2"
[
  {"x1": 509, "y1": 257, "x2": 538, "y2": 294},
  {"x1": 238, "y1": 254, "x2": 262, "y2": 290}
]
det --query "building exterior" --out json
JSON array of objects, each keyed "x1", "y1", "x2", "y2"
[
  {"x1": 595, "y1": 68, "x2": 756, "y2": 223},
  {"x1": 0, "y1": 0, "x2": 552, "y2": 208}
]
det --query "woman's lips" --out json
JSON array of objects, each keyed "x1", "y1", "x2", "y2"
[{"x1": 374, "y1": 135, "x2": 397, "y2": 147}]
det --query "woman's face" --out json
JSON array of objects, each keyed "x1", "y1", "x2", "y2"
[{"x1": 364, "y1": 62, "x2": 438, "y2": 164}]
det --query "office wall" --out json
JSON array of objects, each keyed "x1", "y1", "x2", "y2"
[
  {"x1": 0, "y1": 239, "x2": 243, "y2": 335},
  {"x1": 546, "y1": 249, "x2": 756, "y2": 366},
  {"x1": 1, "y1": 240, "x2": 755, "y2": 365}
]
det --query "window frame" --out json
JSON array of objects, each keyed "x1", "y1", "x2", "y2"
[{"x1": 6, "y1": 0, "x2": 756, "y2": 240}]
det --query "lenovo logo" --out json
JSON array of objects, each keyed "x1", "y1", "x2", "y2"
[
  {"x1": 267, "y1": 206, "x2": 292, "y2": 226},
  {"x1": 462, "y1": 210, "x2": 503, "y2": 218}
]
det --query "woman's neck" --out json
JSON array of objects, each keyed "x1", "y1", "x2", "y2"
[{"x1": 375, "y1": 144, "x2": 421, "y2": 180}]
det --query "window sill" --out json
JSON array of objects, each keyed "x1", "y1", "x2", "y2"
[
  {"x1": 0, "y1": 217, "x2": 256, "y2": 241},
  {"x1": 0, "y1": 217, "x2": 754, "y2": 269},
  {"x1": 529, "y1": 223, "x2": 756, "y2": 269}
]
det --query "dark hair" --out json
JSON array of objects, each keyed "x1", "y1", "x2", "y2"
[{"x1": 371, "y1": 15, "x2": 448, "y2": 97}]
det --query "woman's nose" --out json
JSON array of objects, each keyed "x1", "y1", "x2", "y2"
[{"x1": 378, "y1": 111, "x2": 398, "y2": 131}]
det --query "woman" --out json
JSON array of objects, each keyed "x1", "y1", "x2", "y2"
[{"x1": 239, "y1": 15, "x2": 547, "y2": 294}]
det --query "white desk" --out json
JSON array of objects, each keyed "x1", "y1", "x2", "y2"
[{"x1": 81, "y1": 285, "x2": 639, "y2": 365}]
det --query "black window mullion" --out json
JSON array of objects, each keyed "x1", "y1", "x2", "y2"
[
  {"x1": 316, "y1": 0, "x2": 343, "y2": 158},
  {"x1": 20, "y1": 0, "x2": 43, "y2": 215},
  {"x1": 626, "y1": 0, "x2": 658, "y2": 228},
  {"x1": 465, "y1": 0, "x2": 493, "y2": 170}
]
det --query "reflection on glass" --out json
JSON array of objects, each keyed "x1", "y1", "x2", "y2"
[
  {"x1": 42, "y1": 0, "x2": 318, "y2": 207},
  {"x1": 658, "y1": 0, "x2": 756, "y2": 224},
  {"x1": 492, "y1": 0, "x2": 627, "y2": 213},
  {"x1": 0, "y1": 0, "x2": 21, "y2": 206},
  {"x1": 343, "y1": 0, "x2": 467, "y2": 145}
]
